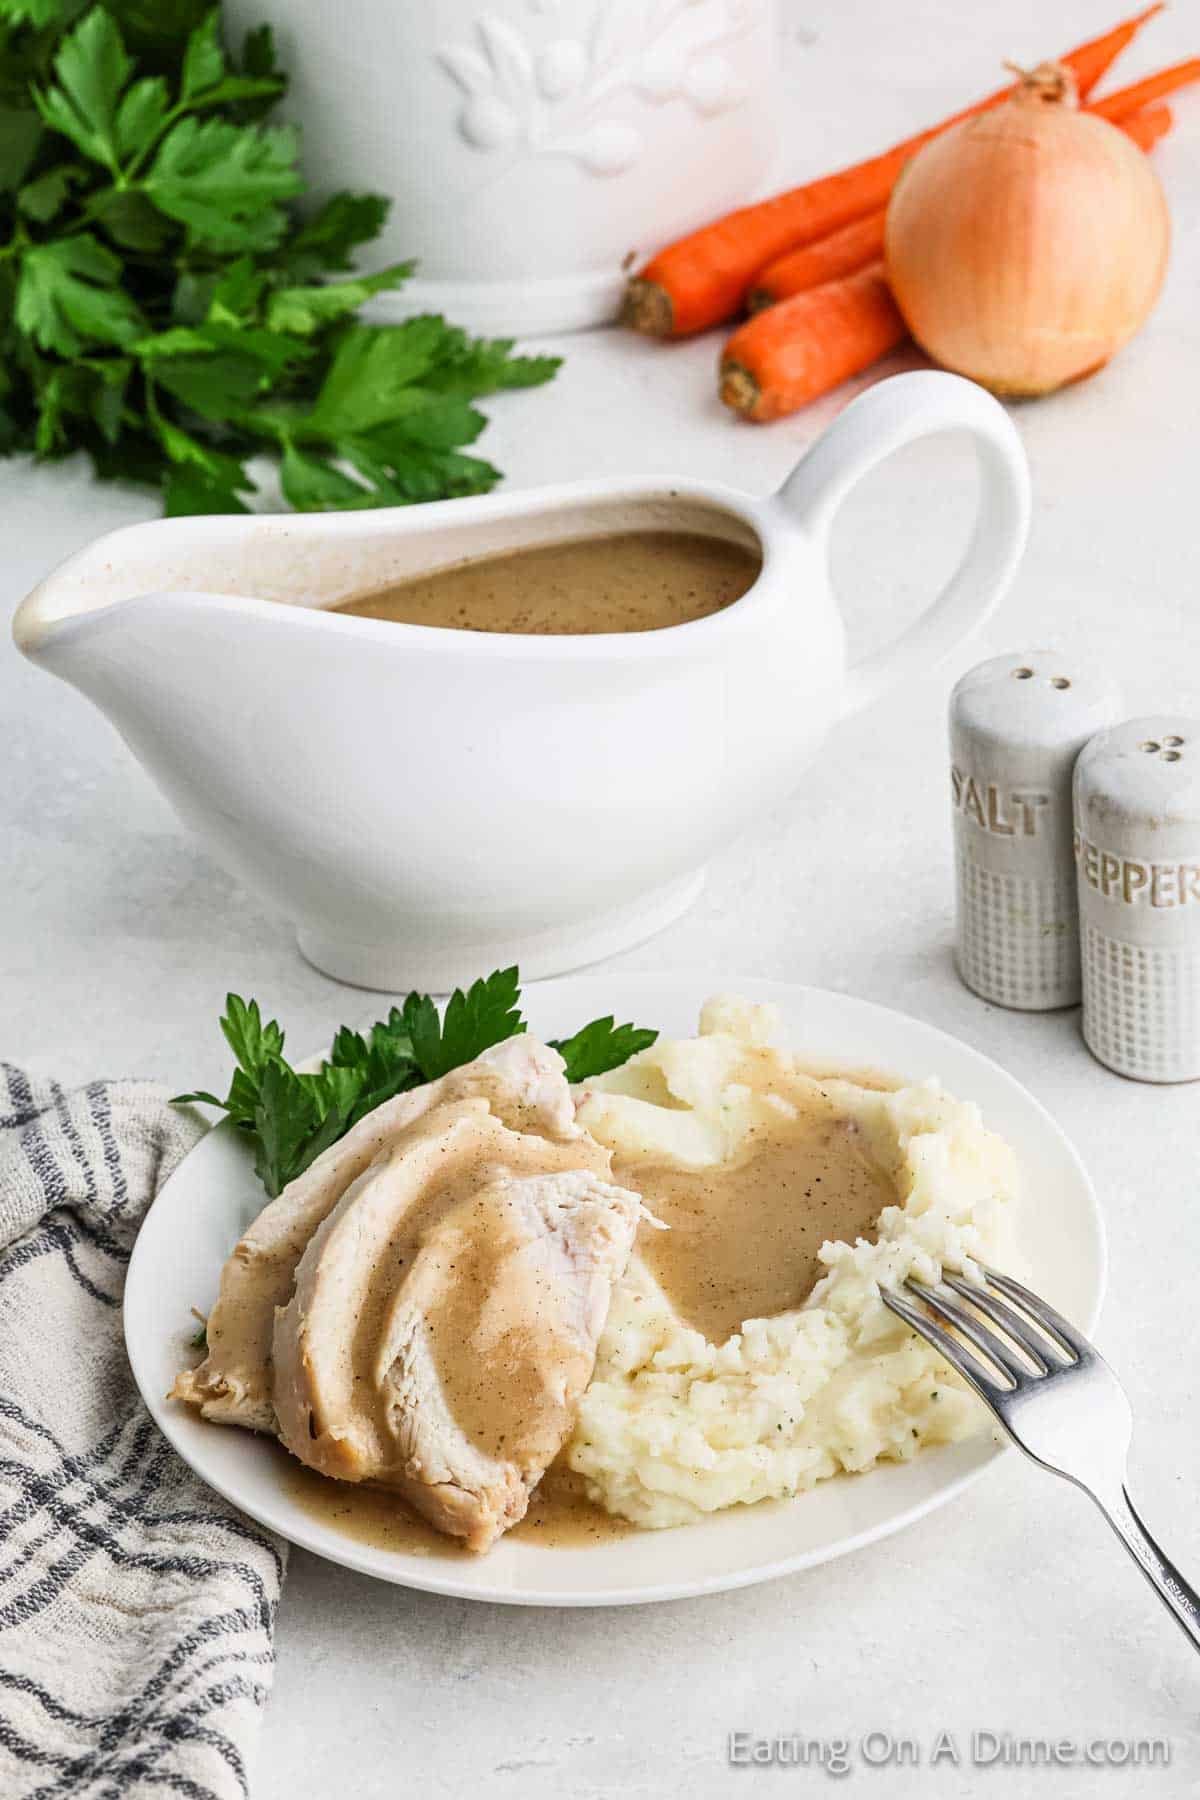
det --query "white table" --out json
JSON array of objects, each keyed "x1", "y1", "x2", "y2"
[{"x1": 5, "y1": 2, "x2": 1199, "y2": 1793}]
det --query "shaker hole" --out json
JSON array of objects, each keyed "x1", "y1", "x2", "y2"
[
  {"x1": 1050, "y1": 676, "x2": 1071, "y2": 690},
  {"x1": 1140, "y1": 740, "x2": 1161, "y2": 753},
  {"x1": 1163, "y1": 735, "x2": 1184, "y2": 747},
  {"x1": 1013, "y1": 667, "x2": 1034, "y2": 680},
  {"x1": 1162, "y1": 751, "x2": 1182, "y2": 763}
]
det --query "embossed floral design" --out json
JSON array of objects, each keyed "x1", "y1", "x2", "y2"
[{"x1": 437, "y1": 0, "x2": 760, "y2": 176}]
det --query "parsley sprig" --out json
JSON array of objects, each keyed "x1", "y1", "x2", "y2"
[
  {"x1": 176, "y1": 969, "x2": 657, "y2": 1199},
  {"x1": 0, "y1": 1, "x2": 560, "y2": 513}
]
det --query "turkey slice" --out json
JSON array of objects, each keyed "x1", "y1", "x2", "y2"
[
  {"x1": 273, "y1": 1101, "x2": 626, "y2": 1497},
  {"x1": 171, "y1": 1037, "x2": 582, "y2": 1432},
  {"x1": 374, "y1": 1168, "x2": 643, "y2": 1551}
]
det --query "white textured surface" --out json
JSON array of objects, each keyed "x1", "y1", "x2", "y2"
[{"x1": 3, "y1": 0, "x2": 1200, "y2": 1793}]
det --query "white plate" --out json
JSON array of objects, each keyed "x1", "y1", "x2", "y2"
[{"x1": 125, "y1": 975, "x2": 1104, "y2": 1607}]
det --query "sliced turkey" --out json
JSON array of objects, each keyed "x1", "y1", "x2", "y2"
[
  {"x1": 273, "y1": 1118, "x2": 641, "y2": 1549},
  {"x1": 171, "y1": 1037, "x2": 583, "y2": 1433}
]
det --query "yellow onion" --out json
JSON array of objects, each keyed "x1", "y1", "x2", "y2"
[{"x1": 884, "y1": 63, "x2": 1170, "y2": 396}]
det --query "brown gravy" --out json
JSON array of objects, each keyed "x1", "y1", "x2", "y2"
[
  {"x1": 420, "y1": 1178, "x2": 587, "y2": 1467},
  {"x1": 280, "y1": 1451, "x2": 634, "y2": 1557},
  {"x1": 617, "y1": 1078, "x2": 897, "y2": 1344},
  {"x1": 333, "y1": 530, "x2": 761, "y2": 636}
]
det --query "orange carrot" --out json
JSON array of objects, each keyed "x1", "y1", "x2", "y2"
[
  {"x1": 1066, "y1": 1, "x2": 1165, "y2": 92},
  {"x1": 721, "y1": 105, "x2": 1172, "y2": 425},
  {"x1": 720, "y1": 264, "x2": 906, "y2": 423},
  {"x1": 625, "y1": 6, "x2": 1164, "y2": 338},
  {"x1": 750, "y1": 210, "x2": 886, "y2": 311},
  {"x1": 1088, "y1": 58, "x2": 1200, "y2": 120},
  {"x1": 1117, "y1": 100, "x2": 1175, "y2": 150},
  {"x1": 750, "y1": 100, "x2": 1175, "y2": 312}
]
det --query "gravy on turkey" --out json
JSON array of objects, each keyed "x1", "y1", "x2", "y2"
[{"x1": 333, "y1": 529, "x2": 760, "y2": 636}]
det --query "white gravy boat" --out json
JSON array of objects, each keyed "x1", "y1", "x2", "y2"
[{"x1": 15, "y1": 372, "x2": 1029, "y2": 990}]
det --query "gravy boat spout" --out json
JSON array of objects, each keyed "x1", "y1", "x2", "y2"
[{"x1": 14, "y1": 373, "x2": 1029, "y2": 989}]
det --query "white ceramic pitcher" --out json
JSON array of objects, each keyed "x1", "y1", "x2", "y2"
[
  {"x1": 221, "y1": 0, "x2": 778, "y2": 334},
  {"x1": 15, "y1": 373, "x2": 1029, "y2": 990}
]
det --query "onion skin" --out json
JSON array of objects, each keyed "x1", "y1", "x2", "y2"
[{"x1": 884, "y1": 79, "x2": 1170, "y2": 396}]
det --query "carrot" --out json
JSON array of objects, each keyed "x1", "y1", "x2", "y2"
[
  {"x1": 721, "y1": 104, "x2": 1173, "y2": 426},
  {"x1": 719, "y1": 264, "x2": 906, "y2": 423},
  {"x1": 749, "y1": 99, "x2": 1176, "y2": 312},
  {"x1": 750, "y1": 211, "x2": 886, "y2": 312},
  {"x1": 1066, "y1": 1, "x2": 1165, "y2": 92},
  {"x1": 1116, "y1": 100, "x2": 1175, "y2": 150},
  {"x1": 624, "y1": 6, "x2": 1165, "y2": 338},
  {"x1": 1088, "y1": 58, "x2": 1200, "y2": 120}
]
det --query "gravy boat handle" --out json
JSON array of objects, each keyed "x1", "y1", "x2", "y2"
[{"x1": 776, "y1": 371, "x2": 1030, "y2": 718}]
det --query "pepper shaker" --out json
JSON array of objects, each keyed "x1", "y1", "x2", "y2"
[
  {"x1": 1074, "y1": 717, "x2": 1200, "y2": 1082},
  {"x1": 950, "y1": 653, "x2": 1122, "y2": 1010}
]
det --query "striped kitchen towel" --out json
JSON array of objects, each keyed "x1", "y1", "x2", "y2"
[{"x1": 0, "y1": 1067, "x2": 286, "y2": 1800}]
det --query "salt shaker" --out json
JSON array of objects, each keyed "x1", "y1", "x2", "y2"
[
  {"x1": 950, "y1": 653, "x2": 1122, "y2": 1010},
  {"x1": 1074, "y1": 717, "x2": 1200, "y2": 1082}
]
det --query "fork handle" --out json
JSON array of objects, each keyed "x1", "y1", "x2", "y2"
[{"x1": 1093, "y1": 1486, "x2": 1200, "y2": 1653}]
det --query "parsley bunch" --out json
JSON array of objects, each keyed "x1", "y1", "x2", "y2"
[
  {"x1": 177, "y1": 968, "x2": 658, "y2": 1198},
  {"x1": 0, "y1": 1, "x2": 559, "y2": 513}
]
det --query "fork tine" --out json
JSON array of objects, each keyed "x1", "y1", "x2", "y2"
[
  {"x1": 942, "y1": 1275, "x2": 1068, "y2": 1372},
  {"x1": 982, "y1": 1266, "x2": 1087, "y2": 1361},
  {"x1": 906, "y1": 1280, "x2": 1029, "y2": 1386},
  {"x1": 880, "y1": 1286, "x2": 1004, "y2": 1396}
]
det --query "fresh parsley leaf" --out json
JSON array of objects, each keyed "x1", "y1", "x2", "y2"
[
  {"x1": 137, "y1": 320, "x2": 305, "y2": 375},
  {"x1": 113, "y1": 71, "x2": 167, "y2": 157},
  {"x1": 147, "y1": 345, "x2": 270, "y2": 416},
  {"x1": 426, "y1": 336, "x2": 563, "y2": 398},
  {"x1": 33, "y1": 5, "x2": 133, "y2": 172},
  {"x1": 204, "y1": 255, "x2": 265, "y2": 325},
  {"x1": 369, "y1": 391, "x2": 486, "y2": 451},
  {"x1": 549, "y1": 1017, "x2": 659, "y2": 1083},
  {"x1": 163, "y1": 458, "x2": 251, "y2": 515},
  {"x1": 304, "y1": 319, "x2": 450, "y2": 438},
  {"x1": 220, "y1": 991, "x2": 285, "y2": 1072},
  {"x1": 279, "y1": 444, "x2": 371, "y2": 512},
  {"x1": 33, "y1": 359, "x2": 88, "y2": 453},
  {"x1": 143, "y1": 115, "x2": 302, "y2": 251},
  {"x1": 179, "y1": 7, "x2": 221, "y2": 99},
  {"x1": 251, "y1": 1056, "x2": 320, "y2": 1198},
  {"x1": 15, "y1": 233, "x2": 145, "y2": 353},
  {"x1": 91, "y1": 187, "x2": 171, "y2": 249},
  {"x1": 87, "y1": 353, "x2": 130, "y2": 439},
  {"x1": 283, "y1": 190, "x2": 389, "y2": 276},
  {"x1": 17, "y1": 161, "x2": 74, "y2": 220},
  {"x1": 325, "y1": 1020, "x2": 421, "y2": 1126},
  {"x1": 344, "y1": 436, "x2": 500, "y2": 505},
  {"x1": 148, "y1": 407, "x2": 250, "y2": 495},
  {"x1": 239, "y1": 22, "x2": 277, "y2": 81},
  {"x1": 265, "y1": 261, "x2": 413, "y2": 336},
  {"x1": 406, "y1": 966, "x2": 524, "y2": 1082}
]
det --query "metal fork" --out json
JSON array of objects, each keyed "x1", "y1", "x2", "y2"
[{"x1": 882, "y1": 1266, "x2": 1200, "y2": 1653}]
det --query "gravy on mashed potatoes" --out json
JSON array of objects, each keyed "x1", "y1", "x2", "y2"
[{"x1": 566, "y1": 997, "x2": 1019, "y2": 1529}]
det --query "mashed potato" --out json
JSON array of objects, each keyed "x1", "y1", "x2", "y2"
[{"x1": 565, "y1": 997, "x2": 1020, "y2": 1528}]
